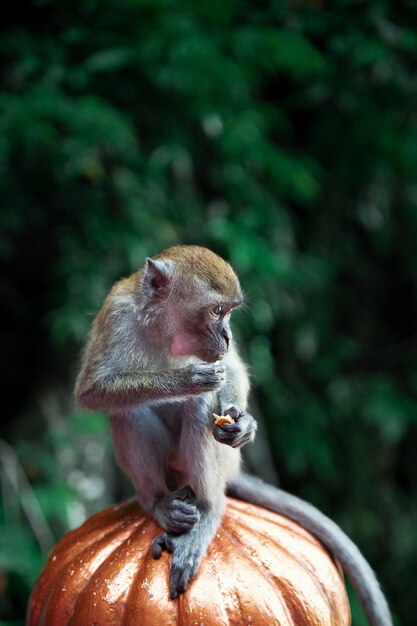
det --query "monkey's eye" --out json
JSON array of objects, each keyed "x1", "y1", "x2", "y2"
[{"x1": 210, "y1": 305, "x2": 223, "y2": 319}]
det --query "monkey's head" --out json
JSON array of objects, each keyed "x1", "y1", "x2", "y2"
[{"x1": 141, "y1": 246, "x2": 243, "y2": 362}]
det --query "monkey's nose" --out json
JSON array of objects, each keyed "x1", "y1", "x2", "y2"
[{"x1": 222, "y1": 329, "x2": 230, "y2": 350}]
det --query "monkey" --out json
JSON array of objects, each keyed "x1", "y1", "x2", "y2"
[{"x1": 75, "y1": 245, "x2": 392, "y2": 626}]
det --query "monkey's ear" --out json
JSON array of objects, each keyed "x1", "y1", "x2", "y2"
[{"x1": 142, "y1": 258, "x2": 174, "y2": 299}]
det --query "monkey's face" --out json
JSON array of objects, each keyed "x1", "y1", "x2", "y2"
[
  {"x1": 170, "y1": 303, "x2": 236, "y2": 363},
  {"x1": 141, "y1": 249, "x2": 243, "y2": 363}
]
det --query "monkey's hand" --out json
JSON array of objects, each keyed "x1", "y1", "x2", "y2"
[
  {"x1": 213, "y1": 405, "x2": 257, "y2": 448},
  {"x1": 184, "y1": 362, "x2": 226, "y2": 395},
  {"x1": 153, "y1": 485, "x2": 200, "y2": 534}
]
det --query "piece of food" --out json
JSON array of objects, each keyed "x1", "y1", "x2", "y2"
[{"x1": 213, "y1": 413, "x2": 235, "y2": 426}]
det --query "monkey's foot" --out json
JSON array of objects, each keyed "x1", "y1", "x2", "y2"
[
  {"x1": 213, "y1": 406, "x2": 257, "y2": 448},
  {"x1": 169, "y1": 533, "x2": 204, "y2": 599},
  {"x1": 154, "y1": 486, "x2": 200, "y2": 534},
  {"x1": 151, "y1": 531, "x2": 202, "y2": 598}
]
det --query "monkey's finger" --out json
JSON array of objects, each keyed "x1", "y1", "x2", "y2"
[
  {"x1": 151, "y1": 534, "x2": 166, "y2": 558},
  {"x1": 167, "y1": 519, "x2": 198, "y2": 534},
  {"x1": 234, "y1": 413, "x2": 256, "y2": 433},
  {"x1": 199, "y1": 362, "x2": 225, "y2": 374},
  {"x1": 216, "y1": 422, "x2": 240, "y2": 433},
  {"x1": 230, "y1": 433, "x2": 253, "y2": 448},
  {"x1": 213, "y1": 423, "x2": 237, "y2": 434},
  {"x1": 167, "y1": 503, "x2": 200, "y2": 533},
  {"x1": 170, "y1": 500, "x2": 198, "y2": 514},
  {"x1": 213, "y1": 427, "x2": 240, "y2": 444},
  {"x1": 165, "y1": 534, "x2": 175, "y2": 553},
  {"x1": 170, "y1": 503, "x2": 200, "y2": 525},
  {"x1": 234, "y1": 411, "x2": 254, "y2": 423},
  {"x1": 223, "y1": 405, "x2": 241, "y2": 420},
  {"x1": 151, "y1": 533, "x2": 174, "y2": 558}
]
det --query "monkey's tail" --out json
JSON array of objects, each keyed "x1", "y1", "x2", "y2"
[{"x1": 227, "y1": 473, "x2": 392, "y2": 626}]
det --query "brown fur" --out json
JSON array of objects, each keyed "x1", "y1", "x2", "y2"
[{"x1": 153, "y1": 246, "x2": 242, "y2": 302}]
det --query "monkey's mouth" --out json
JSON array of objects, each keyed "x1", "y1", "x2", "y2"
[{"x1": 203, "y1": 350, "x2": 225, "y2": 363}]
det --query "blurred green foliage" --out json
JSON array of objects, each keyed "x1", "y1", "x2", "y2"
[{"x1": 1, "y1": 0, "x2": 417, "y2": 624}]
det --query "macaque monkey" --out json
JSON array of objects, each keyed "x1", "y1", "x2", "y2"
[{"x1": 76, "y1": 245, "x2": 392, "y2": 626}]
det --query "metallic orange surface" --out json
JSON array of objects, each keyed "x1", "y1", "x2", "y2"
[{"x1": 26, "y1": 498, "x2": 351, "y2": 626}]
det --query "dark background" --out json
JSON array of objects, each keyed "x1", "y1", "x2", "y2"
[{"x1": 1, "y1": 1, "x2": 417, "y2": 624}]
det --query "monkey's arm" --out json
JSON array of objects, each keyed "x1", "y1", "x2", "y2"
[
  {"x1": 218, "y1": 344, "x2": 250, "y2": 412},
  {"x1": 214, "y1": 345, "x2": 257, "y2": 448},
  {"x1": 228, "y1": 473, "x2": 392, "y2": 626},
  {"x1": 75, "y1": 362, "x2": 226, "y2": 411}
]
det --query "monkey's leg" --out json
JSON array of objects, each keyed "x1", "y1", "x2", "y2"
[
  {"x1": 158, "y1": 398, "x2": 240, "y2": 598},
  {"x1": 110, "y1": 409, "x2": 200, "y2": 534},
  {"x1": 154, "y1": 506, "x2": 223, "y2": 598},
  {"x1": 109, "y1": 408, "x2": 170, "y2": 511},
  {"x1": 152, "y1": 480, "x2": 226, "y2": 597}
]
